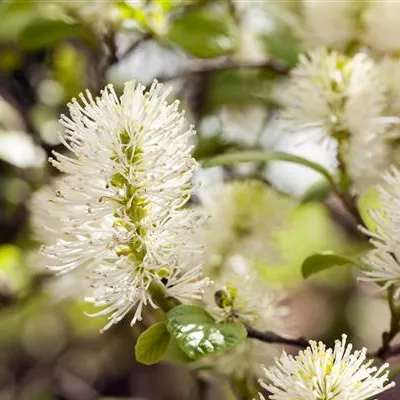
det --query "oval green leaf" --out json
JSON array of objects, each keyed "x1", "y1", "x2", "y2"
[
  {"x1": 167, "y1": 11, "x2": 236, "y2": 58},
  {"x1": 19, "y1": 19, "x2": 84, "y2": 50},
  {"x1": 302, "y1": 251, "x2": 356, "y2": 279},
  {"x1": 300, "y1": 179, "x2": 332, "y2": 203},
  {"x1": 135, "y1": 322, "x2": 171, "y2": 365},
  {"x1": 357, "y1": 185, "x2": 381, "y2": 231},
  {"x1": 166, "y1": 305, "x2": 247, "y2": 360},
  {"x1": 262, "y1": 34, "x2": 301, "y2": 67}
]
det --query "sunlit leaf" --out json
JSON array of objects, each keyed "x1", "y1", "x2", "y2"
[
  {"x1": 162, "y1": 337, "x2": 192, "y2": 364},
  {"x1": 135, "y1": 322, "x2": 171, "y2": 365},
  {"x1": 166, "y1": 305, "x2": 246, "y2": 360},
  {"x1": 0, "y1": 244, "x2": 26, "y2": 292},
  {"x1": 302, "y1": 251, "x2": 355, "y2": 279},
  {"x1": 357, "y1": 185, "x2": 381, "y2": 231},
  {"x1": 167, "y1": 10, "x2": 237, "y2": 58}
]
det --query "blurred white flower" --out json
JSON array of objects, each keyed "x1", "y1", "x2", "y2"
[
  {"x1": 264, "y1": 128, "x2": 338, "y2": 197},
  {"x1": 198, "y1": 180, "x2": 293, "y2": 268},
  {"x1": 201, "y1": 269, "x2": 288, "y2": 379},
  {"x1": 259, "y1": 335, "x2": 394, "y2": 400},
  {"x1": 204, "y1": 340, "x2": 279, "y2": 380},
  {"x1": 361, "y1": 167, "x2": 400, "y2": 294},
  {"x1": 219, "y1": 105, "x2": 269, "y2": 146},
  {"x1": 29, "y1": 183, "x2": 90, "y2": 301},
  {"x1": 301, "y1": 0, "x2": 364, "y2": 51},
  {"x1": 197, "y1": 179, "x2": 293, "y2": 379},
  {"x1": 37, "y1": 80, "x2": 208, "y2": 330},
  {"x1": 345, "y1": 133, "x2": 392, "y2": 194},
  {"x1": 207, "y1": 272, "x2": 288, "y2": 329},
  {"x1": 363, "y1": 0, "x2": 400, "y2": 54},
  {"x1": 282, "y1": 49, "x2": 386, "y2": 146}
]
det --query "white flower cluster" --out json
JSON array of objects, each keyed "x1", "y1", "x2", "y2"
[
  {"x1": 35, "y1": 80, "x2": 208, "y2": 330},
  {"x1": 259, "y1": 335, "x2": 394, "y2": 400},
  {"x1": 199, "y1": 179, "x2": 293, "y2": 269},
  {"x1": 280, "y1": 48, "x2": 400, "y2": 193},
  {"x1": 361, "y1": 166, "x2": 400, "y2": 295},
  {"x1": 198, "y1": 180, "x2": 291, "y2": 378},
  {"x1": 301, "y1": 0, "x2": 400, "y2": 55},
  {"x1": 301, "y1": 0, "x2": 363, "y2": 52},
  {"x1": 282, "y1": 49, "x2": 386, "y2": 143}
]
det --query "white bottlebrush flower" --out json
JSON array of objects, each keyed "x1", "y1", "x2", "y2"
[
  {"x1": 259, "y1": 334, "x2": 394, "y2": 400},
  {"x1": 361, "y1": 166, "x2": 400, "y2": 293},
  {"x1": 301, "y1": 0, "x2": 364, "y2": 51},
  {"x1": 29, "y1": 183, "x2": 89, "y2": 301},
  {"x1": 198, "y1": 180, "x2": 293, "y2": 270},
  {"x1": 206, "y1": 272, "x2": 288, "y2": 329},
  {"x1": 281, "y1": 48, "x2": 386, "y2": 146},
  {"x1": 201, "y1": 270, "x2": 289, "y2": 379},
  {"x1": 363, "y1": 0, "x2": 400, "y2": 54},
  {"x1": 38, "y1": 80, "x2": 208, "y2": 330},
  {"x1": 345, "y1": 133, "x2": 392, "y2": 194}
]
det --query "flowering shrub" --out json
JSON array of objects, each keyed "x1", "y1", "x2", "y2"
[{"x1": 3, "y1": 1, "x2": 400, "y2": 399}]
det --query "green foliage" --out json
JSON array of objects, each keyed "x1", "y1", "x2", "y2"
[
  {"x1": 301, "y1": 251, "x2": 356, "y2": 279},
  {"x1": 163, "y1": 337, "x2": 193, "y2": 364},
  {"x1": 167, "y1": 10, "x2": 237, "y2": 58},
  {"x1": 19, "y1": 18, "x2": 87, "y2": 50},
  {"x1": 194, "y1": 135, "x2": 237, "y2": 160},
  {"x1": 53, "y1": 43, "x2": 87, "y2": 101},
  {"x1": 357, "y1": 185, "x2": 381, "y2": 231},
  {"x1": 165, "y1": 305, "x2": 247, "y2": 360},
  {"x1": 0, "y1": 0, "x2": 37, "y2": 41},
  {"x1": 300, "y1": 179, "x2": 332, "y2": 203},
  {"x1": 0, "y1": 244, "x2": 26, "y2": 292},
  {"x1": 262, "y1": 34, "x2": 302, "y2": 67},
  {"x1": 256, "y1": 203, "x2": 358, "y2": 284},
  {"x1": 203, "y1": 150, "x2": 337, "y2": 189},
  {"x1": 135, "y1": 322, "x2": 171, "y2": 365},
  {"x1": 206, "y1": 70, "x2": 276, "y2": 109}
]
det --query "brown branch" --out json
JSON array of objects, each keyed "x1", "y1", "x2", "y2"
[
  {"x1": 370, "y1": 287, "x2": 400, "y2": 360},
  {"x1": 377, "y1": 343, "x2": 400, "y2": 359},
  {"x1": 118, "y1": 32, "x2": 153, "y2": 63},
  {"x1": 246, "y1": 326, "x2": 309, "y2": 348},
  {"x1": 156, "y1": 58, "x2": 290, "y2": 82}
]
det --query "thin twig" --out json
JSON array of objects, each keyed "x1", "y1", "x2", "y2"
[
  {"x1": 371, "y1": 287, "x2": 400, "y2": 360},
  {"x1": 156, "y1": 58, "x2": 290, "y2": 82},
  {"x1": 118, "y1": 32, "x2": 153, "y2": 62},
  {"x1": 246, "y1": 326, "x2": 309, "y2": 348}
]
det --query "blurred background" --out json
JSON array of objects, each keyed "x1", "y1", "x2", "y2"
[{"x1": 0, "y1": 0, "x2": 398, "y2": 399}]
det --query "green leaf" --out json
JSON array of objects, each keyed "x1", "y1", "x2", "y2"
[
  {"x1": 301, "y1": 179, "x2": 332, "y2": 203},
  {"x1": 302, "y1": 251, "x2": 355, "y2": 279},
  {"x1": 0, "y1": 1, "x2": 37, "y2": 42},
  {"x1": 166, "y1": 305, "x2": 247, "y2": 360},
  {"x1": 163, "y1": 337, "x2": 193, "y2": 364},
  {"x1": 0, "y1": 244, "x2": 27, "y2": 292},
  {"x1": 262, "y1": 34, "x2": 301, "y2": 67},
  {"x1": 167, "y1": 11, "x2": 236, "y2": 58},
  {"x1": 194, "y1": 135, "x2": 237, "y2": 160},
  {"x1": 203, "y1": 150, "x2": 337, "y2": 190},
  {"x1": 206, "y1": 70, "x2": 276, "y2": 109},
  {"x1": 19, "y1": 19, "x2": 84, "y2": 50},
  {"x1": 357, "y1": 185, "x2": 381, "y2": 231},
  {"x1": 135, "y1": 322, "x2": 171, "y2": 365}
]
